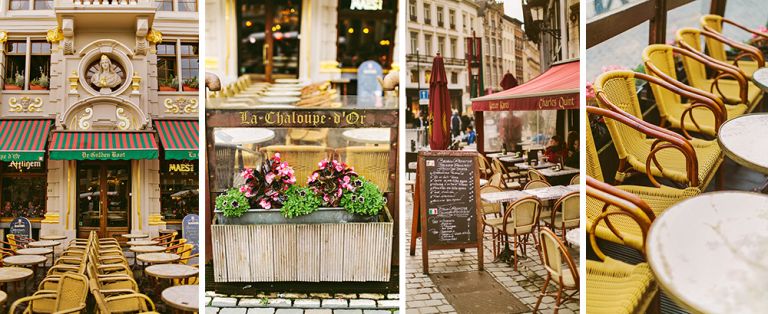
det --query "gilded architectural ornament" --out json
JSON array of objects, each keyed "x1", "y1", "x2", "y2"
[
  {"x1": 131, "y1": 72, "x2": 141, "y2": 94},
  {"x1": 0, "y1": 31, "x2": 7, "y2": 44},
  {"x1": 68, "y1": 71, "x2": 79, "y2": 94},
  {"x1": 91, "y1": 55, "x2": 123, "y2": 93},
  {"x1": 46, "y1": 28, "x2": 64, "y2": 43},
  {"x1": 77, "y1": 107, "x2": 93, "y2": 130},
  {"x1": 146, "y1": 29, "x2": 162, "y2": 44},
  {"x1": 116, "y1": 107, "x2": 132, "y2": 130},
  {"x1": 164, "y1": 97, "x2": 198, "y2": 114},
  {"x1": 8, "y1": 97, "x2": 43, "y2": 113}
]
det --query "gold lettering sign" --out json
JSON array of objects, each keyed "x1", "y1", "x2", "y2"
[
  {"x1": 8, "y1": 161, "x2": 42, "y2": 170},
  {"x1": 238, "y1": 111, "x2": 367, "y2": 127},
  {"x1": 169, "y1": 163, "x2": 195, "y2": 172},
  {"x1": 537, "y1": 96, "x2": 575, "y2": 110}
]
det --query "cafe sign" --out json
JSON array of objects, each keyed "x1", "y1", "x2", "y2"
[
  {"x1": 8, "y1": 161, "x2": 42, "y2": 171},
  {"x1": 168, "y1": 162, "x2": 196, "y2": 173},
  {"x1": 350, "y1": 0, "x2": 383, "y2": 10},
  {"x1": 471, "y1": 93, "x2": 579, "y2": 112},
  {"x1": 239, "y1": 111, "x2": 368, "y2": 127},
  {"x1": 0, "y1": 151, "x2": 45, "y2": 162}
]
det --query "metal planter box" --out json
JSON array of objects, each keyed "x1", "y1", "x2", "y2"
[{"x1": 211, "y1": 207, "x2": 393, "y2": 282}]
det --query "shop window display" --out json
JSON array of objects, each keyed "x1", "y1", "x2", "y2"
[{"x1": 0, "y1": 161, "x2": 46, "y2": 218}]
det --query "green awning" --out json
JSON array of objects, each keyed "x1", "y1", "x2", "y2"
[
  {"x1": 0, "y1": 119, "x2": 52, "y2": 162},
  {"x1": 49, "y1": 132, "x2": 158, "y2": 160},
  {"x1": 153, "y1": 120, "x2": 199, "y2": 160}
]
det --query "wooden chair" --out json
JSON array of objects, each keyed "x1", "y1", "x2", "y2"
[
  {"x1": 343, "y1": 146, "x2": 391, "y2": 192},
  {"x1": 532, "y1": 228, "x2": 579, "y2": 314},
  {"x1": 584, "y1": 177, "x2": 659, "y2": 314},
  {"x1": 490, "y1": 158, "x2": 522, "y2": 189},
  {"x1": 493, "y1": 197, "x2": 541, "y2": 271},
  {"x1": 524, "y1": 180, "x2": 551, "y2": 190},
  {"x1": 568, "y1": 174, "x2": 579, "y2": 185},
  {"x1": 260, "y1": 145, "x2": 330, "y2": 185},
  {"x1": 676, "y1": 28, "x2": 763, "y2": 109},
  {"x1": 642, "y1": 44, "x2": 746, "y2": 136},
  {"x1": 594, "y1": 70, "x2": 723, "y2": 190},
  {"x1": 10, "y1": 273, "x2": 88, "y2": 314},
  {"x1": 479, "y1": 185, "x2": 504, "y2": 258},
  {"x1": 477, "y1": 154, "x2": 493, "y2": 179},
  {"x1": 547, "y1": 191, "x2": 579, "y2": 244}
]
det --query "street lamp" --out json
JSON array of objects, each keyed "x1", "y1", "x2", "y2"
[{"x1": 523, "y1": 0, "x2": 560, "y2": 44}]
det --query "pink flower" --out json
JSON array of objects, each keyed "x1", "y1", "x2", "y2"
[
  {"x1": 284, "y1": 177, "x2": 296, "y2": 184},
  {"x1": 601, "y1": 64, "x2": 628, "y2": 73},
  {"x1": 586, "y1": 82, "x2": 596, "y2": 100},
  {"x1": 241, "y1": 168, "x2": 255, "y2": 180},
  {"x1": 308, "y1": 172, "x2": 319, "y2": 183},
  {"x1": 323, "y1": 194, "x2": 330, "y2": 202},
  {"x1": 265, "y1": 172, "x2": 275, "y2": 184},
  {"x1": 334, "y1": 162, "x2": 343, "y2": 172},
  {"x1": 753, "y1": 26, "x2": 768, "y2": 39},
  {"x1": 336, "y1": 188, "x2": 343, "y2": 197},
  {"x1": 259, "y1": 199, "x2": 271, "y2": 209},
  {"x1": 273, "y1": 153, "x2": 281, "y2": 162},
  {"x1": 318, "y1": 160, "x2": 329, "y2": 169}
]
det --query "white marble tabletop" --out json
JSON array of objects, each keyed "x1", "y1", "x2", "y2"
[
  {"x1": 565, "y1": 228, "x2": 580, "y2": 248},
  {"x1": 215, "y1": 128, "x2": 276, "y2": 145},
  {"x1": 752, "y1": 67, "x2": 768, "y2": 91},
  {"x1": 481, "y1": 185, "x2": 578, "y2": 204},
  {"x1": 515, "y1": 162, "x2": 557, "y2": 170},
  {"x1": 647, "y1": 191, "x2": 768, "y2": 313},
  {"x1": 162, "y1": 285, "x2": 199, "y2": 312},
  {"x1": 718, "y1": 114, "x2": 768, "y2": 174},
  {"x1": 538, "y1": 166, "x2": 580, "y2": 177},
  {"x1": 28, "y1": 240, "x2": 60, "y2": 248},
  {"x1": 342, "y1": 128, "x2": 391, "y2": 144},
  {"x1": 480, "y1": 190, "x2": 533, "y2": 204}
]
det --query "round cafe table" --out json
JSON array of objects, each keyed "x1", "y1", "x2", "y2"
[
  {"x1": 3, "y1": 255, "x2": 47, "y2": 282},
  {"x1": 39, "y1": 235, "x2": 66, "y2": 241},
  {"x1": 718, "y1": 114, "x2": 768, "y2": 174},
  {"x1": 647, "y1": 191, "x2": 768, "y2": 313},
  {"x1": 751, "y1": 67, "x2": 768, "y2": 92},
  {"x1": 122, "y1": 233, "x2": 149, "y2": 239},
  {"x1": 0, "y1": 267, "x2": 33, "y2": 296},
  {"x1": 162, "y1": 285, "x2": 199, "y2": 312},
  {"x1": 215, "y1": 128, "x2": 275, "y2": 145},
  {"x1": 146, "y1": 264, "x2": 198, "y2": 298},
  {"x1": 565, "y1": 228, "x2": 580, "y2": 248},
  {"x1": 342, "y1": 128, "x2": 391, "y2": 144},
  {"x1": 127, "y1": 240, "x2": 159, "y2": 246},
  {"x1": 26, "y1": 241, "x2": 59, "y2": 266},
  {"x1": 16, "y1": 248, "x2": 53, "y2": 267},
  {"x1": 129, "y1": 245, "x2": 167, "y2": 268},
  {"x1": 137, "y1": 253, "x2": 179, "y2": 265}
]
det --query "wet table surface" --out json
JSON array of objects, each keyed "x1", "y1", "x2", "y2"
[
  {"x1": 145, "y1": 264, "x2": 198, "y2": 279},
  {"x1": 137, "y1": 253, "x2": 180, "y2": 264},
  {"x1": 0, "y1": 267, "x2": 32, "y2": 283},
  {"x1": 3, "y1": 255, "x2": 46, "y2": 266},
  {"x1": 162, "y1": 285, "x2": 199, "y2": 312},
  {"x1": 647, "y1": 191, "x2": 768, "y2": 313},
  {"x1": 718, "y1": 114, "x2": 768, "y2": 174},
  {"x1": 129, "y1": 245, "x2": 167, "y2": 254},
  {"x1": 16, "y1": 248, "x2": 52, "y2": 255}
]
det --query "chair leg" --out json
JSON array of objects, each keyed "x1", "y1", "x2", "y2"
[
  {"x1": 533, "y1": 274, "x2": 550, "y2": 313},
  {"x1": 512, "y1": 233, "x2": 519, "y2": 271},
  {"x1": 553, "y1": 280, "x2": 563, "y2": 314}
]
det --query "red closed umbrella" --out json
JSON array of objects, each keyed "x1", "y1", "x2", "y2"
[
  {"x1": 428, "y1": 53, "x2": 451, "y2": 150},
  {"x1": 500, "y1": 71, "x2": 518, "y2": 90}
]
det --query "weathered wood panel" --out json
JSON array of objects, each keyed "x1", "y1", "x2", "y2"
[{"x1": 211, "y1": 220, "x2": 393, "y2": 282}]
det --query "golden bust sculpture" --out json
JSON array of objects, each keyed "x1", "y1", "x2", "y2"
[{"x1": 90, "y1": 55, "x2": 122, "y2": 92}]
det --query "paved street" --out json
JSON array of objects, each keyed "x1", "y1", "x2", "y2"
[
  {"x1": 404, "y1": 194, "x2": 579, "y2": 314},
  {"x1": 205, "y1": 292, "x2": 400, "y2": 314}
]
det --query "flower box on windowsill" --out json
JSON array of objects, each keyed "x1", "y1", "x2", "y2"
[
  {"x1": 211, "y1": 206, "x2": 393, "y2": 282},
  {"x1": 182, "y1": 85, "x2": 198, "y2": 92},
  {"x1": 29, "y1": 85, "x2": 47, "y2": 91},
  {"x1": 3, "y1": 84, "x2": 21, "y2": 90},
  {"x1": 159, "y1": 85, "x2": 177, "y2": 92}
]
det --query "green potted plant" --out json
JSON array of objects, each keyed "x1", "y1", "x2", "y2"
[
  {"x1": 182, "y1": 76, "x2": 199, "y2": 92},
  {"x1": 4, "y1": 72, "x2": 23, "y2": 90},
  {"x1": 159, "y1": 75, "x2": 178, "y2": 91},
  {"x1": 30, "y1": 68, "x2": 49, "y2": 90}
]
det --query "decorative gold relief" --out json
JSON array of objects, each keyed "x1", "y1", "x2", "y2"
[
  {"x1": 46, "y1": 27, "x2": 64, "y2": 43},
  {"x1": 146, "y1": 29, "x2": 162, "y2": 44},
  {"x1": 131, "y1": 72, "x2": 141, "y2": 94},
  {"x1": 164, "y1": 98, "x2": 198, "y2": 114},
  {"x1": 116, "y1": 107, "x2": 132, "y2": 130},
  {"x1": 68, "y1": 71, "x2": 79, "y2": 94},
  {"x1": 77, "y1": 107, "x2": 93, "y2": 130},
  {"x1": 0, "y1": 31, "x2": 7, "y2": 44},
  {"x1": 9, "y1": 97, "x2": 43, "y2": 113}
]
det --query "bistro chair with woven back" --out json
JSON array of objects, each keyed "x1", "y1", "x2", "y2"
[
  {"x1": 10, "y1": 272, "x2": 88, "y2": 314},
  {"x1": 594, "y1": 70, "x2": 724, "y2": 190},
  {"x1": 261, "y1": 145, "x2": 330, "y2": 184},
  {"x1": 479, "y1": 185, "x2": 504, "y2": 258},
  {"x1": 492, "y1": 196, "x2": 541, "y2": 271},
  {"x1": 642, "y1": 44, "x2": 747, "y2": 137},
  {"x1": 700, "y1": 15, "x2": 768, "y2": 77},
  {"x1": 490, "y1": 158, "x2": 522, "y2": 189},
  {"x1": 343, "y1": 145, "x2": 391, "y2": 192},
  {"x1": 546, "y1": 191, "x2": 580, "y2": 244},
  {"x1": 477, "y1": 154, "x2": 493, "y2": 179},
  {"x1": 487, "y1": 173, "x2": 504, "y2": 189},
  {"x1": 532, "y1": 227, "x2": 579, "y2": 314},
  {"x1": 5, "y1": 234, "x2": 29, "y2": 253},
  {"x1": 676, "y1": 27, "x2": 764, "y2": 109},
  {"x1": 583, "y1": 177, "x2": 660, "y2": 314},
  {"x1": 586, "y1": 107, "x2": 699, "y2": 251},
  {"x1": 527, "y1": 168, "x2": 547, "y2": 183}
]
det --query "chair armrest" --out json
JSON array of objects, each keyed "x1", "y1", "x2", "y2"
[
  {"x1": 9, "y1": 293, "x2": 57, "y2": 314},
  {"x1": 51, "y1": 303, "x2": 87, "y2": 314}
]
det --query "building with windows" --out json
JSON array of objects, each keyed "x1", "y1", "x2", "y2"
[
  {"x1": 205, "y1": 0, "x2": 399, "y2": 95},
  {"x1": 523, "y1": 38, "x2": 541, "y2": 82},
  {"x1": 0, "y1": 0, "x2": 199, "y2": 240},
  {"x1": 404, "y1": 0, "x2": 479, "y2": 121},
  {"x1": 477, "y1": 0, "x2": 505, "y2": 93}
]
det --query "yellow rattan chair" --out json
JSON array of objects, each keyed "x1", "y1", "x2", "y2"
[
  {"x1": 594, "y1": 70, "x2": 723, "y2": 189},
  {"x1": 493, "y1": 197, "x2": 541, "y2": 271},
  {"x1": 676, "y1": 27, "x2": 763, "y2": 109},
  {"x1": 700, "y1": 15, "x2": 767, "y2": 77},
  {"x1": 286, "y1": 128, "x2": 329, "y2": 146},
  {"x1": 548, "y1": 191, "x2": 579, "y2": 243},
  {"x1": 532, "y1": 227, "x2": 579, "y2": 313},
  {"x1": 490, "y1": 158, "x2": 522, "y2": 189},
  {"x1": 568, "y1": 174, "x2": 579, "y2": 185},
  {"x1": 93, "y1": 289, "x2": 158, "y2": 314},
  {"x1": 261, "y1": 145, "x2": 330, "y2": 185},
  {"x1": 479, "y1": 185, "x2": 503, "y2": 258},
  {"x1": 343, "y1": 146, "x2": 391, "y2": 192},
  {"x1": 487, "y1": 173, "x2": 504, "y2": 188},
  {"x1": 10, "y1": 273, "x2": 88, "y2": 314},
  {"x1": 478, "y1": 154, "x2": 493, "y2": 179},
  {"x1": 585, "y1": 177, "x2": 659, "y2": 314},
  {"x1": 527, "y1": 168, "x2": 546, "y2": 182},
  {"x1": 524, "y1": 180, "x2": 551, "y2": 190},
  {"x1": 642, "y1": 44, "x2": 747, "y2": 136}
]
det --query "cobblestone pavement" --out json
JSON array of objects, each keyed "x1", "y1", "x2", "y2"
[
  {"x1": 204, "y1": 292, "x2": 400, "y2": 314},
  {"x1": 405, "y1": 195, "x2": 579, "y2": 314}
]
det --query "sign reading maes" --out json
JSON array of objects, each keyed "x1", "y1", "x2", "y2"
[{"x1": 417, "y1": 150, "x2": 483, "y2": 274}]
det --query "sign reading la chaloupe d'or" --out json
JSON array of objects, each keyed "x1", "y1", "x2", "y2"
[{"x1": 225, "y1": 109, "x2": 397, "y2": 128}]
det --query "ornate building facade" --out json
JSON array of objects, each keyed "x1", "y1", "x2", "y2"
[{"x1": 0, "y1": 0, "x2": 199, "y2": 240}]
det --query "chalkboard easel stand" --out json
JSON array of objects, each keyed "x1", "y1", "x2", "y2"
[{"x1": 411, "y1": 151, "x2": 484, "y2": 274}]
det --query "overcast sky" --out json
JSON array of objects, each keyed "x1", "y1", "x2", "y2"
[{"x1": 504, "y1": 1, "x2": 524, "y2": 20}]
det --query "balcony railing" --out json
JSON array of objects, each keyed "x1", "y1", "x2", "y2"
[{"x1": 406, "y1": 54, "x2": 466, "y2": 66}]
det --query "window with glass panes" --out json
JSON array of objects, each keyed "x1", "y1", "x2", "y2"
[
  {"x1": 157, "y1": 43, "x2": 177, "y2": 90},
  {"x1": 0, "y1": 161, "x2": 47, "y2": 218},
  {"x1": 410, "y1": 32, "x2": 418, "y2": 54},
  {"x1": 156, "y1": 0, "x2": 173, "y2": 11},
  {"x1": 436, "y1": 6, "x2": 443, "y2": 27},
  {"x1": 29, "y1": 42, "x2": 51, "y2": 90},
  {"x1": 159, "y1": 160, "x2": 198, "y2": 220},
  {"x1": 10, "y1": 0, "x2": 53, "y2": 9},
  {"x1": 4, "y1": 39, "x2": 50, "y2": 91},
  {"x1": 178, "y1": 0, "x2": 197, "y2": 11},
  {"x1": 4, "y1": 41, "x2": 26, "y2": 90},
  {"x1": 180, "y1": 43, "x2": 199, "y2": 91}
]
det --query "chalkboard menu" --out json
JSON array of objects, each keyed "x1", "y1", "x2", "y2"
[
  {"x1": 182, "y1": 214, "x2": 199, "y2": 254},
  {"x1": 417, "y1": 150, "x2": 483, "y2": 274},
  {"x1": 9, "y1": 217, "x2": 31, "y2": 240}
]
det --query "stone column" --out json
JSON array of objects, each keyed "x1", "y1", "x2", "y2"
[{"x1": 300, "y1": 0, "x2": 339, "y2": 82}]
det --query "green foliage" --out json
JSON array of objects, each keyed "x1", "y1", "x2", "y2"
[
  {"x1": 31, "y1": 68, "x2": 49, "y2": 88},
  {"x1": 184, "y1": 76, "x2": 199, "y2": 88},
  {"x1": 340, "y1": 177, "x2": 385, "y2": 216},
  {"x1": 281, "y1": 186, "x2": 321, "y2": 218},
  {"x1": 160, "y1": 74, "x2": 178, "y2": 88},
  {"x1": 215, "y1": 188, "x2": 249, "y2": 218}
]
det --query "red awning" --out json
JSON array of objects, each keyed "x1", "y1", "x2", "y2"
[{"x1": 472, "y1": 59, "x2": 579, "y2": 111}]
